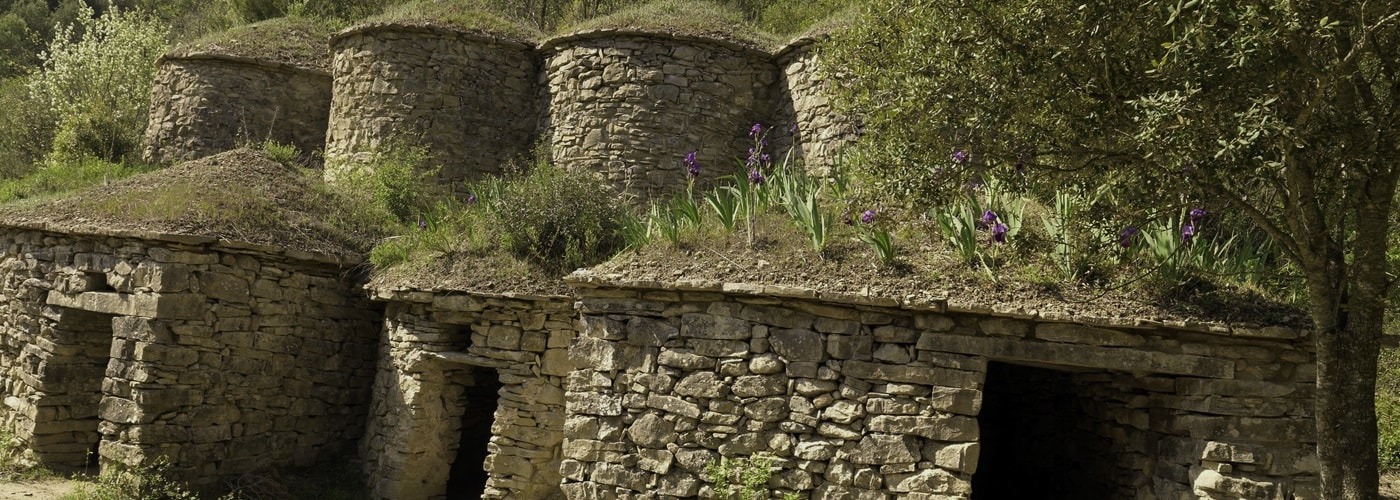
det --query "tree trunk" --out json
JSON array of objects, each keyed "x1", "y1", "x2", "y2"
[{"x1": 1316, "y1": 317, "x2": 1383, "y2": 500}]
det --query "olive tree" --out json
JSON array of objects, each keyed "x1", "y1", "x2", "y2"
[{"x1": 827, "y1": 1, "x2": 1400, "y2": 498}]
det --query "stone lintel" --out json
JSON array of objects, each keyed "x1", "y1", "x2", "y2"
[
  {"x1": 46, "y1": 291, "x2": 206, "y2": 320},
  {"x1": 917, "y1": 333, "x2": 1235, "y2": 379}
]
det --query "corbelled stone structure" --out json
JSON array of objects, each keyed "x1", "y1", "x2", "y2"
[
  {"x1": 360, "y1": 288, "x2": 576, "y2": 500},
  {"x1": 323, "y1": 24, "x2": 540, "y2": 185},
  {"x1": 142, "y1": 52, "x2": 332, "y2": 166},
  {"x1": 0, "y1": 223, "x2": 379, "y2": 482},
  {"x1": 540, "y1": 30, "x2": 777, "y2": 196},
  {"x1": 772, "y1": 37, "x2": 859, "y2": 176}
]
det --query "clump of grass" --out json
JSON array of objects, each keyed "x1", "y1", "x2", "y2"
[
  {"x1": 562, "y1": 0, "x2": 779, "y2": 50},
  {"x1": 0, "y1": 156, "x2": 158, "y2": 204},
  {"x1": 178, "y1": 16, "x2": 339, "y2": 71},
  {"x1": 61, "y1": 458, "x2": 198, "y2": 500},
  {"x1": 370, "y1": 148, "x2": 628, "y2": 279},
  {"x1": 364, "y1": 0, "x2": 543, "y2": 43}
]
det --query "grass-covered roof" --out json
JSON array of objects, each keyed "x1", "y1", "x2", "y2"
[
  {"x1": 175, "y1": 16, "x2": 337, "y2": 72},
  {"x1": 559, "y1": 0, "x2": 779, "y2": 51},
  {"x1": 0, "y1": 148, "x2": 392, "y2": 259},
  {"x1": 356, "y1": 0, "x2": 543, "y2": 44}
]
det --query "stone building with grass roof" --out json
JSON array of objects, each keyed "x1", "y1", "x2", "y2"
[
  {"x1": 0, "y1": 149, "x2": 386, "y2": 484},
  {"x1": 143, "y1": 17, "x2": 337, "y2": 166}
]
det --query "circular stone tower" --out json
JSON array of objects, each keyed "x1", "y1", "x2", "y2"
[
  {"x1": 143, "y1": 18, "x2": 335, "y2": 165},
  {"x1": 324, "y1": 7, "x2": 541, "y2": 186},
  {"x1": 540, "y1": 29, "x2": 777, "y2": 198},
  {"x1": 773, "y1": 36, "x2": 860, "y2": 177}
]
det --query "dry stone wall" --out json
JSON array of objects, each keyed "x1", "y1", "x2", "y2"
[
  {"x1": 560, "y1": 275, "x2": 1318, "y2": 500},
  {"x1": 0, "y1": 224, "x2": 379, "y2": 483},
  {"x1": 541, "y1": 31, "x2": 777, "y2": 197},
  {"x1": 143, "y1": 53, "x2": 332, "y2": 165},
  {"x1": 360, "y1": 288, "x2": 576, "y2": 500},
  {"x1": 324, "y1": 25, "x2": 539, "y2": 186},
  {"x1": 772, "y1": 39, "x2": 859, "y2": 176}
]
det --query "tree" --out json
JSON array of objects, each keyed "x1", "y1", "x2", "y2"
[{"x1": 827, "y1": 1, "x2": 1400, "y2": 498}]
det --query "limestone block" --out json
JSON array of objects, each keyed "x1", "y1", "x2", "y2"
[
  {"x1": 732, "y1": 374, "x2": 788, "y2": 398},
  {"x1": 867, "y1": 415, "x2": 978, "y2": 441},
  {"x1": 890, "y1": 468, "x2": 970, "y2": 494},
  {"x1": 47, "y1": 291, "x2": 207, "y2": 320},
  {"x1": 1034, "y1": 323, "x2": 1145, "y2": 347},
  {"x1": 629, "y1": 316, "x2": 678, "y2": 345},
  {"x1": 847, "y1": 434, "x2": 920, "y2": 464},
  {"x1": 770, "y1": 328, "x2": 824, "y2": 362}
]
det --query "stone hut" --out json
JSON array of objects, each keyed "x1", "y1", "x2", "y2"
[
  {"x1": 143, "y1": 18, "x2": 335, "y2": 165},
  {"x1": 540, "y1": 29, "x2": 778, "y2": 198},
  {"x1": 560, "y1": 272, "x2": 1319, "y2": 499},
  {"x1": 360, "y1": 286, "x2": 576, "y2": 500},
  {"x1": 772, "y1": 36, "x2": 859, "y2": 176},
  {"x1": 323, "y1": 10, "x2": 541, "y2": 186},
  {"x1": 0, "y1": 150, "x2": 382, "y2": 484}
]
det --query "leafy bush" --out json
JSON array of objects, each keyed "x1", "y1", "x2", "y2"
[
  {"x1": 336, "y1": 146, "x2": 442, "y2": 224},
  {"x1": 0, "y1": 75, "x2": 55, "y2": 178},
  {"x1": 485, "y1": 162, "x2": 627, "y2": 275},
  {"x1": 28, "y1": 4, "x2": 168, "y2": 162}
]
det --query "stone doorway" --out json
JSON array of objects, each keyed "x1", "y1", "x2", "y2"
[
  {"x1": 33, "y1": 307, "x2": 117, "y2": 470},
  {"x1": 971, "y1": 362, "x2": 1153, "y2": 500},
  {"x1": 445, "y1": 367, "x2": 504, "y2": 499}
]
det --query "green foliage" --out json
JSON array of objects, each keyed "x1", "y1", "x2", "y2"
[
  {"x1": 338, "y1": 146, "x2": 441, "y2": 224},
  {"x1": 487, "y1": 163, "x2": 627, "y2": 275},
  {"x1": 855, "y1": 221, "x2": 893, "y2": 266},
  {"x1": 228, "y1": 0, "x2": 397, "y2": 23},
  {"x1": 0, "y1": 75, "x2": 55, "y2": 178},
  {"x1": 772, "y1": 168, "x2": 834, "y2": 253},
  {"x1": 61, "y1": 459, "x2": 199, "y2": 500},
  {"x1": 29, "y1": 4, "x2": 168, "y2": 162},
  {"x1": 0, "y1": 156, "x2": 156, "y2": 203},
  {"x1": 259, "y1": 140, "x2": 300, "y2": 167},
  {"x1": 704, "y1": 453, "x2": 797, "y2": 500},
  {"x1": 705, "y1": 185, "x2": 743, "y2": 231}
]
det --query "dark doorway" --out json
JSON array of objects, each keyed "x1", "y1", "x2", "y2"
[
  {"x1": 445, "y1": 367, "x2": 503, "y2": 499},
  {"x1": 971, "y1": 362, "x2": 1122, "y2": 500}
]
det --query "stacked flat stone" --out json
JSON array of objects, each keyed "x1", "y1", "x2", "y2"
[
  {"x1": 359, "y1": 288, "x2": 576, "y2": 500},
  {"x1": 0, "y1": 225, "x2": 379, "y2": 483},
  {"x1": 772, "y1": 37, "x2": 859, "y2": 176},
  {"x1": 560, "y1": 274, "x2": 1319, "y2": 499},
  {"x1": 324, "y1": 24, "x2": 539, "y2": 186},
  {"x1": 541, "y1": 30, "x2": 778, "y2": 198},
  {"x1": 142, "y1": 52, "x2": 332, "y2": 165}
]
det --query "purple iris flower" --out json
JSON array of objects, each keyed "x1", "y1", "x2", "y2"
[
  {"x1": 466, "y1": 193, "x2": 477, "y2": 205},
  {"x1": 748, "y1": 169, "x2": 765, "y2": 185},
  {"x1": 685, "y1": 151, "x2": 701, "y2": 178},
  {"x1": 952, "y1": 150, "x2": 971, "y2": 165},
  {"x1": 979, "y1": 210, "x2": 998, "y2": 230},
  {"x1": 992, "y1": 223, "x2": 1008, "y2": 244},
  {"x1": 750, "y1": 123, "x2": 764, "y2": 138},
  {"x1": 861, "y1": 210, "x2": 876, "y2": 224},
  {"x1": 1119, "y1": 226, "x2": 1139, "y2": 248},
  {"x1": 1189, "y1": 208, "x2": 1206, "y2": 223},
  {"x1": 1181, "y1": 224, "x2": 1196, "y2": 242}
]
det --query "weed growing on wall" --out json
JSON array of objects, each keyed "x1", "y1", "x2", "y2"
[
  {"x1": 60, "y1": 458, "x2": 199, "y2": 500},
  {"x1": 703, "y1": 453, "x2": 800, "y2": 500}
]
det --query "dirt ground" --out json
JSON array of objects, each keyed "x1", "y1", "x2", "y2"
[{"x1": 0, "y1": 478, "x2": 76, "y2": 499}]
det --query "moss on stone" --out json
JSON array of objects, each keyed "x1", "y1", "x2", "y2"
[
  {"x1": 361, "y1": 0, "x2": 543, "y2": 44},
  {"x1": 176, "y1": 16, "x2": 338, "y2": 72},
  {"x1": 562, "y1": 0, "x2": 779, "y2": 51}
]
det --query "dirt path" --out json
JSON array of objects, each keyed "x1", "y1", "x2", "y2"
[{"x1": 0, "y1": 478, "x2": 78, "y2": 499}]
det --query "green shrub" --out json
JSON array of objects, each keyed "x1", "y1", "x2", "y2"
[
  {"x1": 28, "y1": 4, "x2": 168, "y2": 163},
  {"x1": 0, "y1": 75, "x2": 55, "y2": 179},
  {"x1": 336, "y1": 146, "x2": 442, "y2": 224},
  {"x1": 61, "y1": 459, "x2": 199, "y2": 500},
  {"x1": 485, "y1": 162, "x2": 627, "y2": 275}
]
